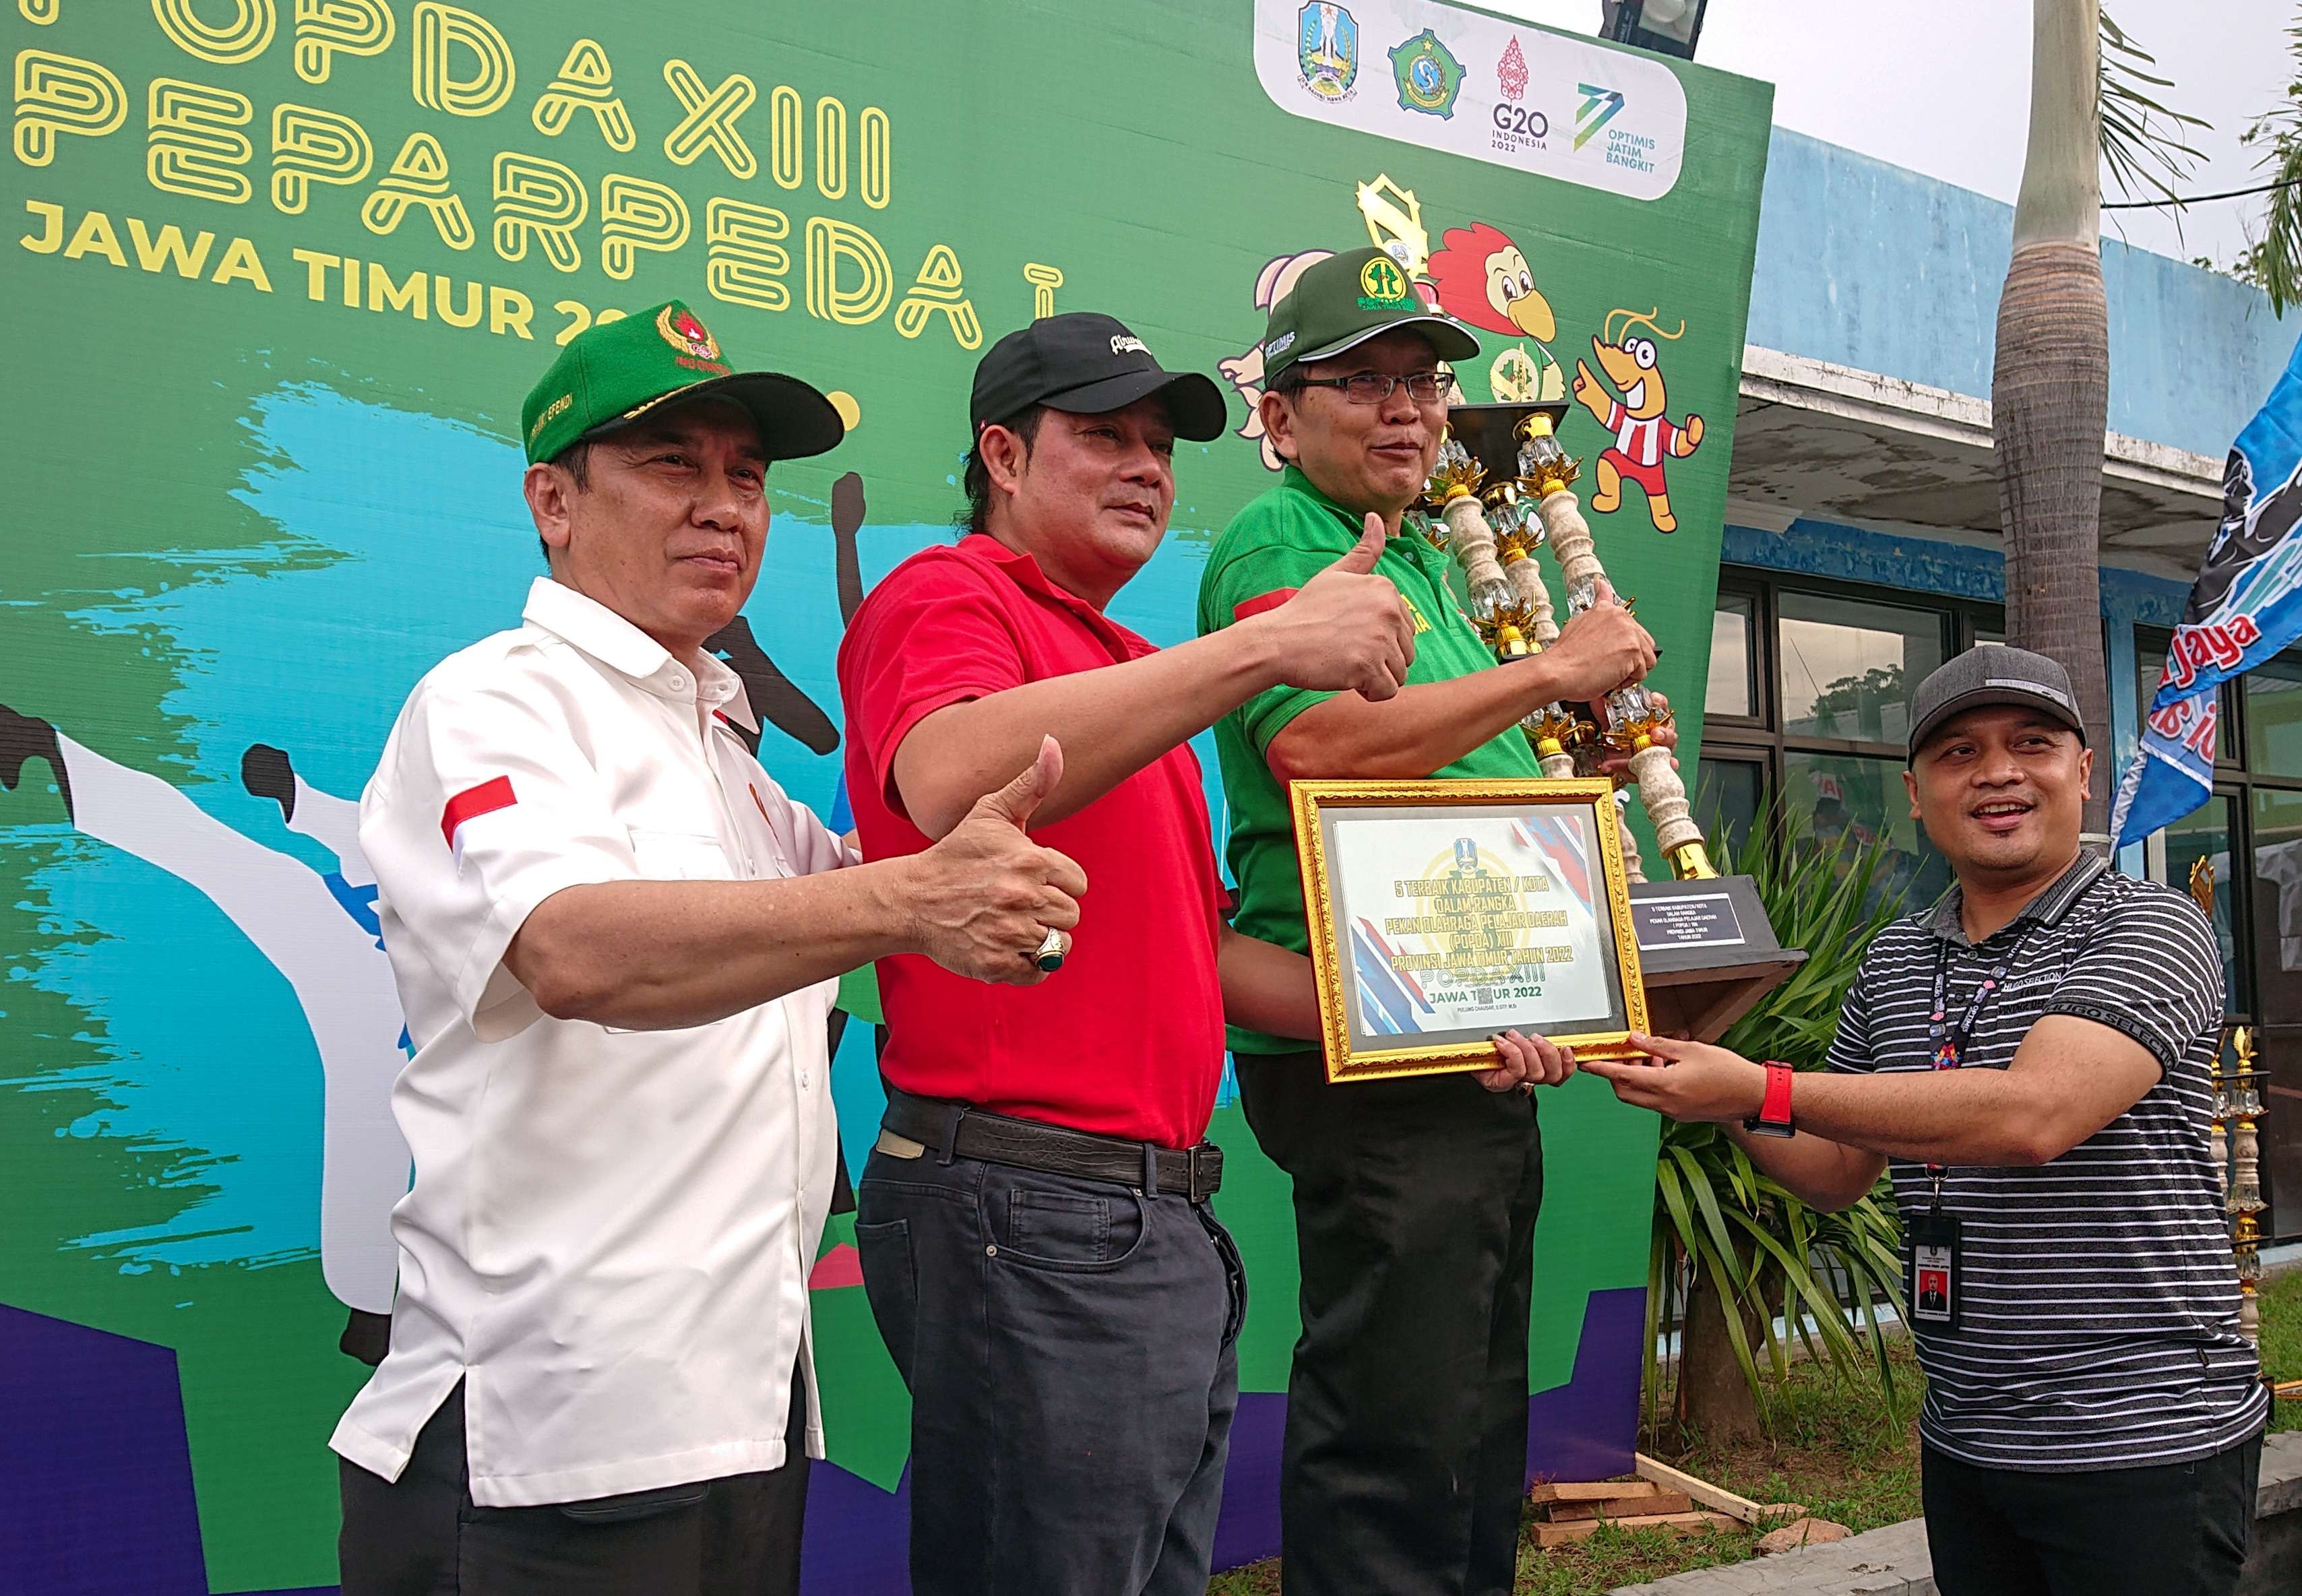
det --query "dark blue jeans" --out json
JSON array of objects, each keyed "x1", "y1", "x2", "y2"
[{"x1": 855, "y1": 1141, "x2": 1245, "y2": 1596}]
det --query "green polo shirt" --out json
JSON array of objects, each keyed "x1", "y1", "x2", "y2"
[{"x1": 1197, "y1": 466, "x2": 1541, "y2": 1055}]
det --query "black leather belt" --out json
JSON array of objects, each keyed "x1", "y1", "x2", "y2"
[{"x1": 879, "y1": 1087, "x2": 1224, "y2": 1201}]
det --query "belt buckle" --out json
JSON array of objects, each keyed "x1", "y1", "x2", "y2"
[{"x1": 1187, "y1": 1145, "x2": 1218, "y2": 1203}]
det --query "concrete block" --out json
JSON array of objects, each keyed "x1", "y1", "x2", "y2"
[
  {"x1": 1608, "y1": 1514, "x2": 1933, "y2": 1596},
  {"x1": 2255, "y1": 1430, "x2": 2302, "y2": 1517},
  {"x1": 1613, "y1": 1439, "x2": 2302, "y2": 1596}
]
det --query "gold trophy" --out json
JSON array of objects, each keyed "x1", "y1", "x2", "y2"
[
  {"x1": 1412, "y1": 400, "x2": 1712, "y2": 882},
  {"x1": 1514, "y1": 411, "x2": 1716, "y2": 880},
  {"x1": 1410, "y1": 406, "x2": 1609, "y2": 835},
  {"x1": 1402, "y1": 400, "x2": 1797, "y2": 1045},
  {"x1": 1421, "y1": 405, "x2": 1606, "y2": 829}
]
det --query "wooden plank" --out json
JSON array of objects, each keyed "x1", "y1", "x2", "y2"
[
  {"x1": 1531, "y1": 1510, "x2": 1741, "y2": 1548},
  {"x1": 1549, "y1": 1491, "x2": 1694, "y2": 1522},
  {"x1": 1529, "y1": 1479, "x2": 1661, "y2": 1504},
  {"x1": 1634, "y1": 1452, "x2": 1773, "y2": 1525}
]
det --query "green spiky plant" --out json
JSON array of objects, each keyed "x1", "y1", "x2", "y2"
[
  {"x1": 1642, "y1": 811, "x2": 1915, "y2": 1446},
  {"x1": 2232, "y1": 8, "x2": 2302, "y2": 313}
]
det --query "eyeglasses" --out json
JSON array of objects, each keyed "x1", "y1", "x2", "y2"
[{"x1": 1284, "y1": 369, "x2": 1452, "y2": 406}]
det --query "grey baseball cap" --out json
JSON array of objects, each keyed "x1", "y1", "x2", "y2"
[{"x1": 1906, "y1": 645, "x2": 2085, "y2": 759}]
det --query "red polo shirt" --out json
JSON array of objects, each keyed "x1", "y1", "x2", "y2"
[{"x1": 837, "y1": 534, "x2": 1228, "y2": 1149}]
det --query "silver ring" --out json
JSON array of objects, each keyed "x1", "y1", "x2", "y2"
[{"x1": 1032, "y1": 926, "x2": 1070, "y2": 973}]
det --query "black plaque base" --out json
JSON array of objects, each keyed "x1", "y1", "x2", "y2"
[{"x1": 1627, "y1": 875, "x2": 1803, "y2": 1044}]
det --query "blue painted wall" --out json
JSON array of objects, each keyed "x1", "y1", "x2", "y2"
[{"x1": 1747, "y1": 129, "x2": 2292, "y2": 461}]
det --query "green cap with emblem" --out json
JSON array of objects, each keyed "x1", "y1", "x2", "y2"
[
  {"x1": 520, "y1": 299, "x2": 844, "y2": 466},
  {"x1": 1262, "y1": 245, "x2": 1481, "y2": 387}
]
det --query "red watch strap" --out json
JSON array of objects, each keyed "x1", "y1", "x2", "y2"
[{"x1": 1759, "y1": 1062, "x2": 1795, "y2": 1126}]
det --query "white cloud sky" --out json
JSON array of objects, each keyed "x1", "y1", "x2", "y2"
[{"x1": 1485, "y1": 0, "x2": 2289, "y2": 273}]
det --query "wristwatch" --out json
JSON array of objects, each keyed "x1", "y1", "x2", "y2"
[{"x1": 1742, "y1": 1061, "x2": 1796, "y2": 1139}]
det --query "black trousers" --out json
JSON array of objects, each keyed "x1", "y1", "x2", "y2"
[
  {"x1": 1923, "y1": 1431, "x2": 2262, "y2": 1596},
  {"x1": 338, "y1": 1364, "x2": 810, "y2": 1596},
  {"x1": 1237, "y1": 1052, "x2": 1545, "y2": 1596},
  {"x1": 855, "y1": 1138, "x2": 1245, "y2": 1596}
]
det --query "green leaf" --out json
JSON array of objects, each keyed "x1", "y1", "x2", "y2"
[
  {"x1": 2228, "y1": 14, "x2": 2302, "y2": 311},
  {"x1": 1673, "y1": 1144, "x2": 1747, "y2": 1287},
  {"x1": 2099, "y1": 7, "x2": 2210, "y2": 217}
]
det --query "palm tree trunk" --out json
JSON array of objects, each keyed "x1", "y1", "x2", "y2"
[
  {"x1": 1677, "y1": 1265, "x2": 1764, "y2": 1446},
  {"x1": 1995, "y1": 0, "x2": 2113, "y2": 841}
]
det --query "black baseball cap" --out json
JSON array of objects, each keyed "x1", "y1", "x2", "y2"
[
  {"x1": 1907, "y1": 645, "x2": 2086, "y2": 759},
  {"x1": 969, "y1": 313, "x2": 1226, "y2": 441}
]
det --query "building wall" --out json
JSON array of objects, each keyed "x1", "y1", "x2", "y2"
[{"x1": 1746, "y1": 128, "x2": 2289, "y2": 461}]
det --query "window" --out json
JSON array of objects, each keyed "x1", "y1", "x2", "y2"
[
  {"x1": 1692, "y1": 755, "x2": 1762, "y2": 866},
  {"x1": 1706, "y1": 590, "x2": 1757, "y2": 720},
  {"x1": 2244, "y1": 656, "x2": 2302, "y2": 778},
  {"x1": 2151, "y1": 793, "x2": 2241, "y2": 1015},
  {"x1": 1700, "y1": 575, "x2": 1993, "y2": 918},
  {"x1": 1775, "y1": 592, "x2": 1946, "y2": 744},
  {"x1": 1781, "y1": 750, "x2": 1947, "y2": 909}
]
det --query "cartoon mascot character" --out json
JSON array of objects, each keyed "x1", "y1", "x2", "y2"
[
  {"x1": 1425, "y1": 222, "x2": 1565, "y2": 404},
  {"x1": 1574, "y1": 308, "x2": 1704, "y2": 534}
]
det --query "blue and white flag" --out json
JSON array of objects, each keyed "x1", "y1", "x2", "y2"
[{"x1": 2113, "y1": 335, "x2": 2302, "y2": 847}]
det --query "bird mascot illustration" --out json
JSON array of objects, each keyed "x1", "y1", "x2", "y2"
[
  {"x1": 1425, "y1": 222, "x2": 1565, "y2": 404},
  {"x1": 1573, "y1": 307, "x2": 1704, "y2": 533}
]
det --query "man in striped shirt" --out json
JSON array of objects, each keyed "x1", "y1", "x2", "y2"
[{"x1": 1566, "y1": 645, "x2": 2266, "y2": 1596}]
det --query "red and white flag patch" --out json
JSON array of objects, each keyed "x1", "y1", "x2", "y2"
[{"x1": 440, "y1": 776, "x2": 517, "y2": 864}]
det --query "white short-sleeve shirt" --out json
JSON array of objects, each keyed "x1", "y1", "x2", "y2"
[{"x1": 330, "y1": 577, "x2": 854, "y2": 1507}]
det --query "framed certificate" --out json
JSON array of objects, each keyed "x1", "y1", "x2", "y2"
[{"x1": 1290, "y1": 777, "x2": 1648, "y2": 1083}]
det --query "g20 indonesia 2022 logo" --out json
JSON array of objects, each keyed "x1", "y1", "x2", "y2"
[
  {"x1": 1295, "y1": 2, "x2": 1360, "y2": 102},
  {"x1": 1389, "y1": 28, "x2": 1463, "y2": 119},
  {"x1": 1491, "y1": 33, "x2": 1547, "y2": 150}
]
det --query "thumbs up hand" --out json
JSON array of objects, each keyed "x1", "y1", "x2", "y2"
[
  {"x1": 1249, "y1": 514, "x2": 1418, "y2": 701},
  {"x1": 904, "y1": 736, "x2": 1088, "y2": 984}
]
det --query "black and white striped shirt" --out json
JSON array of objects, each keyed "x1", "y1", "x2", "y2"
[{"x1": 1827, "y1": 853, "x2": 2268, "y2": 1471}]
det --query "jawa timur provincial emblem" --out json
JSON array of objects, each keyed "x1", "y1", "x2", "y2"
[{"x1": 1296, "y1": 3, "x2": 1361, "y2": 102}]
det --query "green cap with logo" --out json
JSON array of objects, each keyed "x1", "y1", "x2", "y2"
[
  {"x1": 1261, "y1": 245, "x2": 1481, "y2": 387},
  {"x1": 520, "y1": 299, "x2": 844, "y2": 466}
]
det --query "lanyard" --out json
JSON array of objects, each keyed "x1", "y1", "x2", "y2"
[
  {"x1": 1927, "y1": 938, "x2": 2028, "y2": 1069},
  {"x1": 1923, "y1": 925, "x2": 2040, "y2": 1210}
]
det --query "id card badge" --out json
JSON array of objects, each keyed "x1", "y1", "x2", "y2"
[{"x1": 1906, "y1": 1211, "x2": 1961, "y2": 1331}]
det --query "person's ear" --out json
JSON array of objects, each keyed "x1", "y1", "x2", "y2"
[
  {"x1": 1259, "y1": 389, "x2": 1299, "y2": 464},
  {"x1": 525, "y1": 463, "x2": 576, "y2": 563},
  {"x1": 2077, "y1": 744, "x2": 2093, "y2": 801},
  {"x1": 1903, "y1": 765, "x2": 1921, "y2": 821},
  {"x1": 980, "y1": 424, "x2": 1030, "y2": 501}
]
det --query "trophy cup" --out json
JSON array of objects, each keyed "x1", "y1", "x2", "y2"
[
  {"x1": 1411, "y1": 400, "x2": 1653, "y2": 880},
  {"x1": 1514, "y1": 411, "x2": 1716, "y2": 881},
  {"x1": 1408, "y1": 400, "x2": 1799, "y2": 1042}
]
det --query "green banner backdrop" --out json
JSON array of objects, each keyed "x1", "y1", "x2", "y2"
[{"x1": 0, "y1": 2, "x2": 1770, "y2": 1588}]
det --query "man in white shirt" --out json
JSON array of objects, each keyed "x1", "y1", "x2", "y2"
[{"x1": 333, "y1": 300, "x2": 1087, "y2": 1596}]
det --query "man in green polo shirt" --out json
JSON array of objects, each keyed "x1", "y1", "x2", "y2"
[{"x1": 1197, "y1": 246, "x2": 1662, "y2": 1596}]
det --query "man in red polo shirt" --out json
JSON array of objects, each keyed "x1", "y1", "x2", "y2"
[{"x1": 838, "y1": 313, "x2": 1553, "y2": 1595}]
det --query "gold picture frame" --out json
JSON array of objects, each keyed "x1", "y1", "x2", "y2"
[{"x1": 1290, "y1": 777, "x2": 1649, "y2": 1083}]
